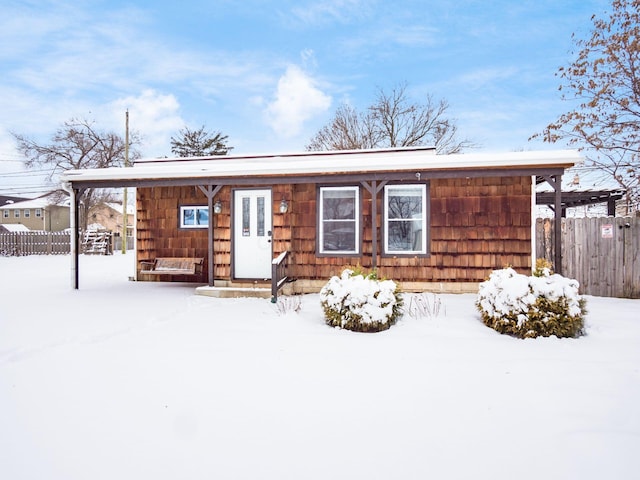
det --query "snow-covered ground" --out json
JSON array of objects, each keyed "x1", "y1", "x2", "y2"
[{"x1": 1, "y1": 253, "x2": 638, "y2": 480}]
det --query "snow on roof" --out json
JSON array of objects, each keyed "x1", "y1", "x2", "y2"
[
  {"x1": 0, "y1": 223, "x2": 30, "y2": 232},
  {"x1": 0, "y1": 198, "x2": 48, "y2": 210},
  {"x1": 61, "y1": 147, "x2": 581, "y2": 184},
  {"x1": 0, "y1": 192, "x2": 70, "y2": 210},
  {"x1": 104, "y1": 202, "x2": 136, "y2": 215},
  {"x1": 135, "y1": 146, "x2": 438, "y2": 165}
]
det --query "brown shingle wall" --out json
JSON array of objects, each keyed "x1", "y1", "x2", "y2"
[
  {"x1": 137, "y1": 176, "x2": 532, "y2": 283},
  {"x1": 136, "y1": 186, "x2": 210, "y2": 282},
  {"x1": 381, "y1": 176, "x2": 532, "y2": 282},
  {"x1": 285, "y1": 177, "x2": 532, "y2": 282}
]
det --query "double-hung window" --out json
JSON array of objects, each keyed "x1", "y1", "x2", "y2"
[
  {"x1": 14, "y1": 209, "x2": 20, "y2": 218},
  {"x1": 24, "y1": 209, "x2": 30, "y2": 218},
  {"x1": 384, "y1": 184, "x2": 428, "y2": 255},
  {"x1": 319, "y1": 186, "x2": 359, "y2": 255},
  {"x1": 35, "y1": 209, "x2": 42, "y2": 218},
  {"x1": 3, "y1": 210, "x2": 8, "y2": 219}
]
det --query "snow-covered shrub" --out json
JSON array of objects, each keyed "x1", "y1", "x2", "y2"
[
  {"x1": 476, "y1": 266, "x2": 586, "y2": 339},
  {"x1": 320, "y1": 267, "x2": 403, "y2": 332}
]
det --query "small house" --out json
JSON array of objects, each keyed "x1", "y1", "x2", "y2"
[
  {"x1": 62, "y1": 147, "x2": 579, "y2": 295},
  {"x1": 0, "y1": 191, "x2": 70, "y2": 232}
]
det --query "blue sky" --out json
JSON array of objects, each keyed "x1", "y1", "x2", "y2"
[{"x1": 0, "y1": 0, "x2": 610, "y2": 196}]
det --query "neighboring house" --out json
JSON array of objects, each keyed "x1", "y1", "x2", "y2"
[
  {"x1": 87, "y1": 202, "x2": 135, "y2": 236},
  {"x1": 0, "y1": 191, "x2": 70, "y2": 232},
  {"x1": 62, "y1": 147, "x2": 580, "y2": 293},
  {"x1": 1, "y1": 196, "x2": 28, "y2": 232}
]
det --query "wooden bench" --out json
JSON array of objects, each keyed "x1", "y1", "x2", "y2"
[{"x1": 140, "y1": 257, "x2": 204, "y2": 276}]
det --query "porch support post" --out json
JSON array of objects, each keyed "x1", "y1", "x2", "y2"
[
  {"x1": 71, "y1": 187, "x2": 85, "y2": 289},
  {"x1": 198, "y1": 185, "x2": 222, "y2": 287},
  {"x1": 544, "y1": 174, "x2": 563, "y2": 276},
  {"x1": 361, "y1": 180, "x2": 387, "y2": 270}
]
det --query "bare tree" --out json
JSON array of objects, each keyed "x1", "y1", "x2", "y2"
[
  {"x1": 307, "y1": 83, "x2": 475, "y2": 154},
  {"x1": 306, "y1": 104, "x2": 380, "y2": 151},
  {"x1": 533, "y1": 0, "x2": 640, "y2": 211},
  {"x1": 170, "y1": 125, "x2": 233, "y2": 157},
  {"x1": 11, "y1": 118, "x2": 140, "y2": 229}
]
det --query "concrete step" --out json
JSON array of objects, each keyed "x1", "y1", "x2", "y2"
[{"x1": 195, "y1": 285, "x2": 271, "y2": 299}]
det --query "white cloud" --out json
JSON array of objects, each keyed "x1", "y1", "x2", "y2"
[
  {"x1": 455, "y1": 67, "x2": 520, "y2": 91},
  {"x1": 300, "y1": 49, "x2": 318, "y2": 69},
  {"x1": 108, "y1": 90, "x2": 184, "y2": 158},
  {"x1": 0, "y1": 90, "x2": 183, "y2": 194},
  {"x1": 265, "y1": 66, "x2": 332, "y2": 138},
  {"x1": 287, "y1": 0, "x2": 374, "y2": 26}
]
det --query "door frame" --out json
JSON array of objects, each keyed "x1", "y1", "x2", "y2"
[{"x1": 231, "y1": 187, "x2": 273, "y2": 280}]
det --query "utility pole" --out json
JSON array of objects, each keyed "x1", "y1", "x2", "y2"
[{"x1": 122, "y1": 110, "x2": 129, "y2": 254}]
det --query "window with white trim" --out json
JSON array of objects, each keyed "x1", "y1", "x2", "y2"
[
  {"x1": 3, "y1": 210, "x2": 8, "y2": 218},
  {"x1": 35, "y1": 209, "x2": 42, "y2": 218},
  {"x1": 179, "y1": 205, "x2": 209, "y2": 229},
  {"x1": 319, "y1": 186, "x2": 359, "y2": 255},
  {"x1": 24, "y1": 209, "x2": 30, "y2": 218},
  {"x1": 14, "y1": 209, "x2": 20, "y2": 218},
  {"x1": 384, "y1": 184, "x2": 427, "y2": 255}
]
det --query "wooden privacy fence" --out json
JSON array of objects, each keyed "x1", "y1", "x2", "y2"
[
  {"x1": 0, "y1": 231, "x2": 71, "y2": 256},
  {"x1": 536, "y1": 217, "x2": 640, "y2": 298}
]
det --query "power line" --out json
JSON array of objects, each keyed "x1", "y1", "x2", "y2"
[
  {"x1": 1, "y1": 167, "x2": 52, "y2": 174},
  {"x1": 0, "y1": 190, "x2": 52, "y2": 197},
  {"x1": 0, "y1": 169, "x2": 53, "y2": 177},
  {"x1": 0, "y1": 182, "x2": 52, "y2": 189},
  {"x1": 0, "y1": 151, "x2": 25, "y2": 157}
]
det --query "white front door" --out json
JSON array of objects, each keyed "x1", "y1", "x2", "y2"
[{"x1": 233, "y1": 189, "x2": 272, "y2": 279}]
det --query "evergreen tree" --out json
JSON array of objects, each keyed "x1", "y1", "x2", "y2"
[{"x1": 170, "y1": 126, "x2": 233, "y2": 157}]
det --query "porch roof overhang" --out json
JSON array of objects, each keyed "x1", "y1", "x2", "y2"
[{"x1": 61, "y1": 147, "x2": 581, "y2": 189}]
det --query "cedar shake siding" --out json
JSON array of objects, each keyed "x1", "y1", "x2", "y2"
[
  {"x1": 137, "y1": 186, "x2": 210, "y2": 283},
  {"x1": 135, "y1": 175, "x2": 531, "y2": 284}
]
